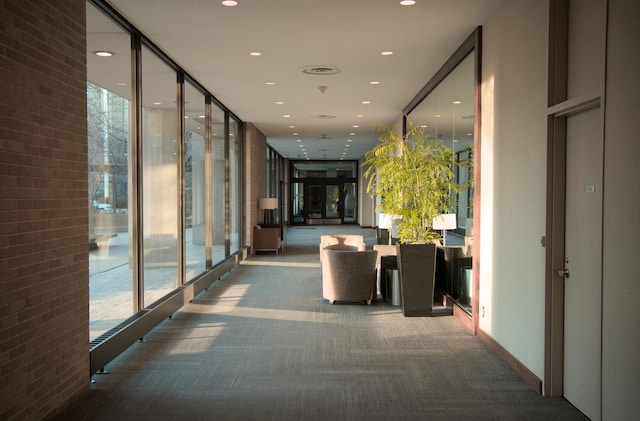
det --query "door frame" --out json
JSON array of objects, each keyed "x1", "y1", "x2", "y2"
[{"x1": 544, "y1": 0, "x2": 606, "y2": 399}]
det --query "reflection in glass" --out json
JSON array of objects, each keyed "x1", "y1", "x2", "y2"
[
  {"x1": 87, "y1": 3, "x2": 132, "y2": 341},
  {"x1": 229, "y1": 117, "x2": 241, "y2": 253},
  {"x1": 184, "y1": 83, "x2": 206, "y2": 280},
  {"x1": 343, "y1": 182, "x2": 358, "y2": 223},
  {"x1": 292, "y1": 182, "x2": 305, "y2": 223},
  {"x1": 325, "y1": 185, "x2": 340, "y2": 219},
  {"x1": 211, "y1": 106, "x2": 226, "y2": 264},
  {"x1": 141, "y1": 46, "x2": 178, "y2": 306},
  {"x1": 407, "y1": 51, "x2": 475, "y2": 313},
  {"x1": 292, "y1": 161, "x2": 357, "y2": 178}
]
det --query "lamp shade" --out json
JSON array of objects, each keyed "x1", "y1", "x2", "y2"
[
  {"x1": 378, "y1": 213, "x2": 393, "y2": 229},
  {"x1": 258, "y1": 197, "x2": 278, "y2": 210},
  {"x1": 432, "y1": 213, "x2": 457, "y2": 230}
]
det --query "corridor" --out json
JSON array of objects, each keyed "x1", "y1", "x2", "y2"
[{"x1": 60, "y1": 226, "x2": 586, "y2": 420}]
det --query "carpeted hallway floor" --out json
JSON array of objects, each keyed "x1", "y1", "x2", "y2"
[{"x1": 59, "y1": 225, "x2": 587, "y2": 420}]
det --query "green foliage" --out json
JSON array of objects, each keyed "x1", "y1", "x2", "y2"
[{"x1": 363, "y1": 121, "x2": 459, "y2": 244}]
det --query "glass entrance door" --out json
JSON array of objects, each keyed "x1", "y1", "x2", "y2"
[{"x1": 305, "y1": 183, "x2": 341, "y2": 224}]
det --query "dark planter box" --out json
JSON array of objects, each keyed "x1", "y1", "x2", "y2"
[{"x1": 397, "y1": 243, "x2": 437, "y2": 317}]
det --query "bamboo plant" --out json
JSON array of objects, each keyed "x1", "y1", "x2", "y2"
[{"x1": 363, "y1": 120, "x2": 460, "y2": 244}]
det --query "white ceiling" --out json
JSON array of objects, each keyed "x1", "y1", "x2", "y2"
[{"x1": 96, "y1": 0, "x2": 505, "y2": 160}]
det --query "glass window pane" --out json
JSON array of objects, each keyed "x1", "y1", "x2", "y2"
[
  {"x1": 292, "y1": 182, "x2": 305, "y2": 223},
  {"x1": 343, "y1": 182, "x2": 357, "y2": 223},
  {"x1": 291, "y1": 161, "x2": 357, "y2": 178},
  {"x1": 325, "y1": 185, "x2": 340, "y2": 219},
  {"x1": 141, "y1": 46, "x2": 178, "y2": 306},
  {"x1": 86, "y1": 3, "x2": 133, "y2": 341},
  {"x1": 229, "y1": 117, "x2": 241, "y2": 254},
  {"x1": 184, "y1": 83, "x2": 206, "y2": 280},
  {"x1": 211, "y1": 106, "x2": 226, "y2": 264}
]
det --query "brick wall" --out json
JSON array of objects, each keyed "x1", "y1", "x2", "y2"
[
  {"x1": 0, "y1": 1, "x2": 89, "y2": 419},
  {"x1": 244, "y1": 123, "x2": 267, "y2": 246}
]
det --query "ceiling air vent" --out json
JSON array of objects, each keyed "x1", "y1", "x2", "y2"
[{"x1": 300, "y1": 65, "x2": 341, "y2": 75}]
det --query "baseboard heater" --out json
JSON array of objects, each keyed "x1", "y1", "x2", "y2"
[{"x1": 89, "y1": 249, "x2": 247, "y2": 376}]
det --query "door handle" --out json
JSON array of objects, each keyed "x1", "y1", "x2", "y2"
[{"x1": 557, "y1": 269, "x2": 570, "y2": 278}]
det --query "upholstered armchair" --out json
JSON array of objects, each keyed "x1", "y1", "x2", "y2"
[
  {"x1": 322, "y1": 249, "x2": 378, "y2": 305},
  {"x1": 253, "y1": 225, "x2": 282, "y2": 254},
  {"x1": 319, "y1": 234, "x2": 366, "y2": 267}
]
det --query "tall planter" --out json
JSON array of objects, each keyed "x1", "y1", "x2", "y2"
[{"x1": 397, "y1": 243, "x2": 437, "y2": 317}]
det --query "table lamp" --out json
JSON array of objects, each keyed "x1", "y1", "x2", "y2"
[
  {"x1": 258, "y1": 197, "x2": 278, "y2": 225},
  {"x1": 432, "y1": 213, "x2": 457, "y2": 246}
]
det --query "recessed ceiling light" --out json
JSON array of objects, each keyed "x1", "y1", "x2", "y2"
[
  {"x1": 356, "y1": 114, "x2": 364, "y2": 118},
  {"x1": 153, "y1": 102, "x2": 162, "y2": 105},
  {"x1": 369, "y1": 81, "x2": 380, "y2": 85},
  {"x1": 400, "y1": 0, "x2": 416, "y2": 5},
  {"x1": 453, "y1": 100, "x2": 461, "y2": 104},
  {"x1": 265, "y1": 81, "x2": 276, "y2": 86},
  {"x1": 293, "y1": 133, "x2": 299, "y2": 136},
  {"x1": 353, "y1": 125, "x2": 359, "y2": 128},
  {"x1": 249, "y1": 51, "x2": 262, "y2": 56},
  {"x1": 94, "y1": 51, "x2": 113, "y2": 57},
  {"x1": 362, "y1": 101, "x2": 371, "y2": 104},
  {"x1": 381, "y1": 51, "x2": 394, "y2": 56},
  {"x1": 283, "y1": 114, "x2": 291, "y2": 118},
  {"x1": 222, "y1": 1, "x2": 238, "y2": 6},
  {"x1": 275, "y1": 101, "x2": 284, "y2": 105},
  {"x1": 347, "y1": 139, "x2": 353, "y2": 142}
]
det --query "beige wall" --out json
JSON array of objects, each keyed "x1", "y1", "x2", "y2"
[
  {"x1": 602, "y1": 1, "x2": 640, "y2": 418},
  {"x1": 481, "y1": 0, "x2": 640, "y2": 417},
  {"x1": 479, "y1": 0, "x2": 549, "y2": 378},
  {"x1": 0, "y1": 1, "x2": 89, "y2": 419}
]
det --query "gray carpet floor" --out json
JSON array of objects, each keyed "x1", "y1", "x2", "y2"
[{"x1": 60, "y1": 226, "x2": 587, "y2": 420}]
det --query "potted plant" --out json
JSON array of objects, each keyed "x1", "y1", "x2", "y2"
[{"x1": 363, "y1": 120, "x2": 459, "y2": 316}]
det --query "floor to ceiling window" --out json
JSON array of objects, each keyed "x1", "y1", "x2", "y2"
[
  {"x1": 229, "y1": 117, "x2": 241, "y2": 254},
  {"x1": 87, "y1": 0, "x2": 245, "y2": 342},
  {"x1": 184, "y1": 82, "x2": 206, "y2": 281},
  {"x1": 404, "y1": 34, "x2": 478, "y2": 316},
  {"x1": 266, "y1": 147, "x2": 285, "y2": 224},
  {"x1": 211, "y1": 104, "x2": 226, "y2": 264},
  {"x1": 86, "y1": 4, "x2": 133, "y2": 340},
  {"x1": 141, "y1": 45, "x2": 179, "y2": 306}
]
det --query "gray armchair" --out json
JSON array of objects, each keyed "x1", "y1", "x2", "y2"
[
  {"x1": 322, "y1": 249, "x2": 378, "y2": 305},
  {"x1": 319, "y1": 234, "x2": 366, "y2": 268}
]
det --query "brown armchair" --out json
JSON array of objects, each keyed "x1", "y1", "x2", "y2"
[
  {"x1": 322, "y1": 249, "x2": 378, "y2": 305},
  {"x1": 253, "y1": 226, "x2": 282, "y2": 254}
]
